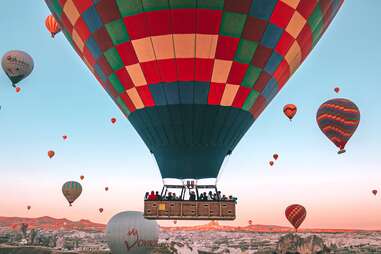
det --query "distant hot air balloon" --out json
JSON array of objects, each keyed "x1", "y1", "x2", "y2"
[
  {"x1": 15, "y1": 87, "x2": 21, "y2": 93},
  {"x1": 269, "y1": 161, "x2": 274, "y2": 166},
  {"x1": 62, "y1": 181, "x2": 82, "y2": 206},
  {"x1": 316, "y1": 98, "x2": 360, "y2": 154},
  {"x1": 285, "y1": 204, "x2": 306, "y2": 231},
  {"x1": 99, "y1": 208, "x2": 104, "y2": 214},
  {"x1": 334, "y1": 87, "x2": 340, "y2": 93},
  {"x1": 105, "y1": 187, "x2": 109, "y2": 192},
  {"x1": 111, "y1": 118, "x2": 117, "y2": 124},
  {"x1": 27, "y1": 205, "x2": 31, "y2": 210},
  {"x1": 80, "y1": 175, "x2": 84, "y2": 181},
  {"x1": 273, "y1": 154, "x2": 279, "y2": 160},
  {"x1": 47, "y1": 150, "x2": 55, "y2": 159},
  {"x1": 62, "y1": 135, "x2": 68, "y2": 141},
  {"x1": 248, "y1": 220, "x2": 252, "y2": 226},
  {"x1": 2, "y1": 50, "x2": 34, "y2": 87},
  {"x1": 372, "y1": 190, "x2": 378, "y2": 196},
  {"x1": 45, "y1": 15, "x2": 61, "y2": 38},
  {"x1": 106, "y1": 211, "x2": 159, "y2": 254},
  {"x1": 45, "y1": 0, "x2": 343, "y2": 182},
  {"x1": 283, "y1": 104, "x2": 297, "y2": 121}
]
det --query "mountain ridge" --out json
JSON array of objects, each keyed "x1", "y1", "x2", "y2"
[{"x1": 0, "y1": 216, "x2": 378, "y2": 233}]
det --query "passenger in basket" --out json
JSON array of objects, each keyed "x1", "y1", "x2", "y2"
[
  {"x1": 148, "y1": 191, "x2": 156, "y2": 200},
  {"x1": 208, "y1": 191, "x2": 214, "y2": 200},
  {"x1": 203, "y1": 192, "x2": 208, "y2": 201},
  {"x1": 172, "y1": 193, "x2": 177, "y2": 200},
  {"x1": 189, "y1": 191, "x2": 196, "y2": 201},
  {"x1": 199, "y1": 193, "x2": 204, "y2": 201},
  {"x1": 167, "y1": 192, "x2": 172, "y2": 200},
  {"x1": 155, "y1": 191, "x2": 161, "y2": 200},
  {"x1": 144, "y1": 192, "x2": 149, "y2": 200},
  {"x1": 221, "y1": 195, "x2": 227, "y2": 201}
]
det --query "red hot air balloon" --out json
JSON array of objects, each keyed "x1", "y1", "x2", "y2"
[
  {"x1": 48, "y1": 150, "x2": 55, "y2": 159},
  {"x1": 111, "y1": 118, "x2": 116, "y2": 124},
  {"x1": 283, "y1": 104, "x2": 297, "y2": 121},
  {"x1": 285, "y1": 204, "x2": 306, "y2": 231},
  {"x1": 15, "y1": 87, "x2": 21, "y2": 93},
  {"x1": 316, "y1": 98, "x2": 360, "y2": 154},
  {"x1": 27, "y1": 205, "x2": 31, "y2": 210},
  {"x1": 99, "y1": 208, "x2": 104, "y2": 213},
  {"x1": 334, "y1": 87, "x2": 340, "y2": 93},
  {"x1": 80, "y1": 175, "x2": 84, "y2": 181},
  {"x1": 273, "y1": 154, "x2": 279, "y2": 160},
  {"x1": 372, "y1": 190, "x2": 378, "y2": 196},
  {"x1": 45, "y1": 15, "x2": 61, "y2": 38},
  {"x1": 269, "y1": 161, "x2": 274, "y2": 166}
]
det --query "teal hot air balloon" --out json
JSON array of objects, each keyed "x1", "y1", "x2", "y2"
[
  {"x1": 45, "y1": 0, "x2": 343, "y2": 180},
  {"x1": 1, "y1": 50, "x2": 34, "y2": 87},
  {"x1": 62, "y1": 181, "x2": 82, "y2": 206}
]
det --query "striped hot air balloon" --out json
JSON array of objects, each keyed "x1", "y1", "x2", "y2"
[
  {"x1": 45, "y1": 15, "x2": 61, "y2": 38},
  {"x1": 62, "y1": 181, "x2": 82, "y2": 206},
  {"x1": 285, "y1": 204, "x2": 306, "y2": 231},
  {"x1": 316, "y1": 98, "x2": 360, "y2": 154},
  {"x1": 45, "y1": 0, "x2": 343, "y2": 180}
]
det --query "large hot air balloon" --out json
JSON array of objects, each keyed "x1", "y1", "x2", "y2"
[
  {"x1": 316, "y1": 98, "x2": 360, "y2": 154},
  {"x1": 106, "y1": 211, "x2": 159, "y2": 254},
  {"x1": 285, "y1": 204, "x2": 306, "y2": 231},
  {"x1": 1, "y1": 50, "x2": 34, "y2": 88},
  {"x1": 45, "y1": 1, "x2": 343, "y2": 181},
  {"x1": 283, "y1": 104, "x2": 297, "y2": 121},
  {"x1": 62, "y1": 181, "x2": 82, "y2": 206},
  {"x1": 45, "y1": 15, "x2": 61, "y2": 38}
]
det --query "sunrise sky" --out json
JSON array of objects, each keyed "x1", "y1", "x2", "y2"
[{"x1": 0, "y1": 1, "x2": 380, "y2": 229}]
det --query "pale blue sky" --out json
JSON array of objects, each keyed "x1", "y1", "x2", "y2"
[{"x1": 0, "y1": 1, "x2": 380, "y2": 229}]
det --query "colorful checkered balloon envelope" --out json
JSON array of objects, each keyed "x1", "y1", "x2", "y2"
[{"x1": 45, "y1": 0, "x2": 343, "y2": 179}]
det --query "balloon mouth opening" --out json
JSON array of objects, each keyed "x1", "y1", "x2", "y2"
[{"x1": 338, "y1": 149, "x2": 346, "y2": 154}]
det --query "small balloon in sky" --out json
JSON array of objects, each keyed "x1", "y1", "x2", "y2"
[
  {"x1": 269, "y1": 161, "x2": 274, "y2": 166},
  {"x1": 334, "y1": 87, "x2": 340, "y2": 93},
  {"x1": 48, "y1": 150, "x2": 55, "y2": 159},
  {"x1": 111, "y1": 117, "x2": 117, "y2": 124},
  {"x1": 62, "y1": 135, "x2": 68, "y2": 141},
  {"x1": 15, "y1": 87, "x2": 21, "y2": 93},
  {"x1": 105, "y1": 187, "x2": 109, "y2": 191},
  {"x1": 248, "y1": 220, "x2": 252, "y2": 225},
  {"x1": 1, "y1": 50, "x2": 34, "y2": 88},
  {"x1": 99, "y1": 208, "x2": 104, "y2": 214},
  {"x1": 45, "y1": 15, "x2": 61, "y2": 38},
  {"x1": 316, "y1": 98, "x2": 360, "y2": 154},
  {"x1": 285, "y1": 204, "x2": 306, "y2": 231},
  {"x1": 27, "y1": 205, "x2": 31, "y2": 210},
  {"x1": 283, "y1": 104, "x2": 297, "y2": 121},
  {"x1": 372, "y1": 189, "x2": 378, "y2": 196},
  {"x1": 273, "y1": 154, "x2": 279, "y2": 160},
  {"x1": 62, "y1": 181, "x2": 82, "y2": 206},
  {"x1": 80, "y1": 175, "x2": 84, "y2": 181}
]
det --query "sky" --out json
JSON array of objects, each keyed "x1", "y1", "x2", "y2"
[{"x1": 0, "y1": 1, "x2": 380, "y2": 230}]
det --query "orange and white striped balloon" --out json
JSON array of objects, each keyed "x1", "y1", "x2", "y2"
[{"x1": 45, "y1": 15, "x2": 61, "y2": 38}]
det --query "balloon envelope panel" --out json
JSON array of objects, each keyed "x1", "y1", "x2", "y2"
[
  {"x1": 45, "y1": 0, "x2": 343, "y2": 179},
  {"x1": 106, "y1": 211, "x2": 159, "y2": 254}
]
